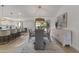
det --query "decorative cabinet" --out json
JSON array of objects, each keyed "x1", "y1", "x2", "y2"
[{"x1": 53, "y1": 29, "x2": 72, "y2": 46}]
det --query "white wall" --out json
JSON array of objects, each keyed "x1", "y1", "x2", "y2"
[{"x1": 56, "y1": 5, "x2": 79, "y2": 51}]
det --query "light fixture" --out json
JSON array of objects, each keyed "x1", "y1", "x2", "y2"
[
  {"x1": 38, "y1": 5, "x2": 42, "y2": 9},
  {"x1": 10, "y1": 12, "x2": 13, "y2": 15},
  {"x1": 18, "y1": 22, "x2": 21, "y2": 28},
  {"x1": 1, "y1": 5, "x2": 4, "y2": 7},
  {"x1": 17, "y1": 12, "x2": 22, "y2": 20}
]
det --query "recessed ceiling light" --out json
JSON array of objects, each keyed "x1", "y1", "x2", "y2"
[
  {"x1": 10, "y1": 12, "x2": 13, "y2": 15},
  {"x1": 1, "y1": 5, "x2": 4, "y2": 7},
  {"x1": 38, "y1": 5, "x2": 42, "y2": 9}
]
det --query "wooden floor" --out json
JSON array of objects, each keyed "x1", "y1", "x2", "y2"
[{"x1": 0, "y1": 33, "x2": 78, "y2": 53}]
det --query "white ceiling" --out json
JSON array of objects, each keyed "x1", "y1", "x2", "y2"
[{"x1": 0, "y1": 5, "x2": 62, "y2": 21}]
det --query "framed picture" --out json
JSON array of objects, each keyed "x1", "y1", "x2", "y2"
[{"x1": 56, "y1": 12, "x2": 67, "y2": 29}]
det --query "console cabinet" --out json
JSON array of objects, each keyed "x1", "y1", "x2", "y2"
[{"x1": 53, "y1": 29, "x2": 72, "y2": 46}]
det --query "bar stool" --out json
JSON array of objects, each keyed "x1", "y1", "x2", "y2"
[
  {"x1": 0, "y1": 36, "x2": 4, "y2": 44},
  {"x1": 0, "y1": 30, "x2": 10, "y2": 44},
  {"x1": 11, "y1": 29, "x2": 16, "y2": 40}
]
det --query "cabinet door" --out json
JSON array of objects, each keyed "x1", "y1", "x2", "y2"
[{"x1": 64, "y1": 31, "x2": 71, "y2": 45}]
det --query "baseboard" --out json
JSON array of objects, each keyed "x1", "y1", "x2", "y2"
[{"x1": 71, "y1": 45, "x2": 79, "y2": 51}]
